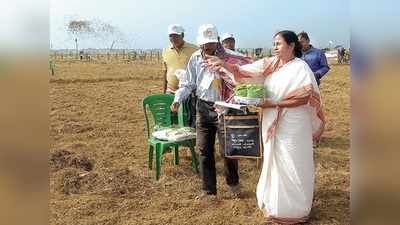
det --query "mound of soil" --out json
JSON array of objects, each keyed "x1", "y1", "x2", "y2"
[
  {"x1": 50, "y1": 149, "x2": 94, "y2": 172},
  {"x1": 56, "y1": 169, "x2": 99, "y2": 195},
  {"x1": 102, "y1": 168, "x2": 153, "y2": 198},
  {"x1": 55, "y1": 166, "x2": 153, "y2": 198}
]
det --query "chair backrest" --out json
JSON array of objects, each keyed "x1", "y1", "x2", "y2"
[{"x1": 142, "y1": 94, "x2": 175, "y2": 138}]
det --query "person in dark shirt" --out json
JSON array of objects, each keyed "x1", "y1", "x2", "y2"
[{"x1": 298, "y1": 32, "x2": 330, "y2": 86}]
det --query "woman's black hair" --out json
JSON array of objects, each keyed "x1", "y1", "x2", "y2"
[{"x1": 274, "y1": 30, "x2": 302, "y2": 58}]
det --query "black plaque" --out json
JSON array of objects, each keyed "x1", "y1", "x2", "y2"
[{"x1": 224, "y1": 109, "x2": 262, "y2": 159}]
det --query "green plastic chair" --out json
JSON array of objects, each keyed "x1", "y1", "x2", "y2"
[{"x1": 142, "y1": 93, "x2": 199, "y2": 180}]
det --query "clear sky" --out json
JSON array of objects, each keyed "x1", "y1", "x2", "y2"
[{"x1": 50, "y1": 0, "x2": 350, "y2": 50}]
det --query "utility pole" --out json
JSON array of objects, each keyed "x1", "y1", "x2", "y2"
[{"x1": 75, "y1": 38, "x2": 79, "y2": 59}]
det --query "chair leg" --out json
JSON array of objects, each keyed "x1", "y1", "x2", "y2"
[
  {"x1": 173, "y1": 145, "x2": 179, "y2": 165},
  {"x1": 155, "y1": 147, "x2": 162, "y2": 180},
  {"x1": 189, "y1": 143, "x2": 199, "y2": 173},
  {"x1": 148, "y1": 145, "x2": 154, "y2": 170}
]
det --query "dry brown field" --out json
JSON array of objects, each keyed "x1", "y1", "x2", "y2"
[{"x1": 50, "y1": 60, "x2": 350, "y2": 225}]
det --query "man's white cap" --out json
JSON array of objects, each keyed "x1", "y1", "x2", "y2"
[
  {"x1": 168, "y1": 24, "x2": 184, "y2": 35},
  {"x1": 196, "y1": 24, "x2": 219, "y2": 45},
  {"x1": 221, "y1": 33, "x2": 235, "y2": 42}
]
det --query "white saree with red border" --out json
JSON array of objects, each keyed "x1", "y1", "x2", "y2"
[{"x1": 231, "y1": 57, "x2": 325, "y2": 223}]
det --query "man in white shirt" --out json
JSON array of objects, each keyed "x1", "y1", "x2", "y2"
[{"x1": 171, "y1": 24, "x2": 249, "y2": 198}]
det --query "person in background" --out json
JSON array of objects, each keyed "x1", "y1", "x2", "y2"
[
  {"x1": 221, "y1": 33, "x2": 236, "y2": 51},
  {"x1": 337, "y1": 46, "x2": 345, "y2": 64},
  {"x1": 162, "y1": 24, "x2": 198, "y2": 127},
  {"x1": 298, "y1": 31, "x2": 330, "y2": 86}
]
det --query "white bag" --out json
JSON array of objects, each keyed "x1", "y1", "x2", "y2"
[{"x1": 152, "y1": 127, "x2": 196, "y2": 142}]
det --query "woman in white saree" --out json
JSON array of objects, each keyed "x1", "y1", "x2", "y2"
[{"x1": 205, "y1": 30, "x2": 325, "y2": 224}]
